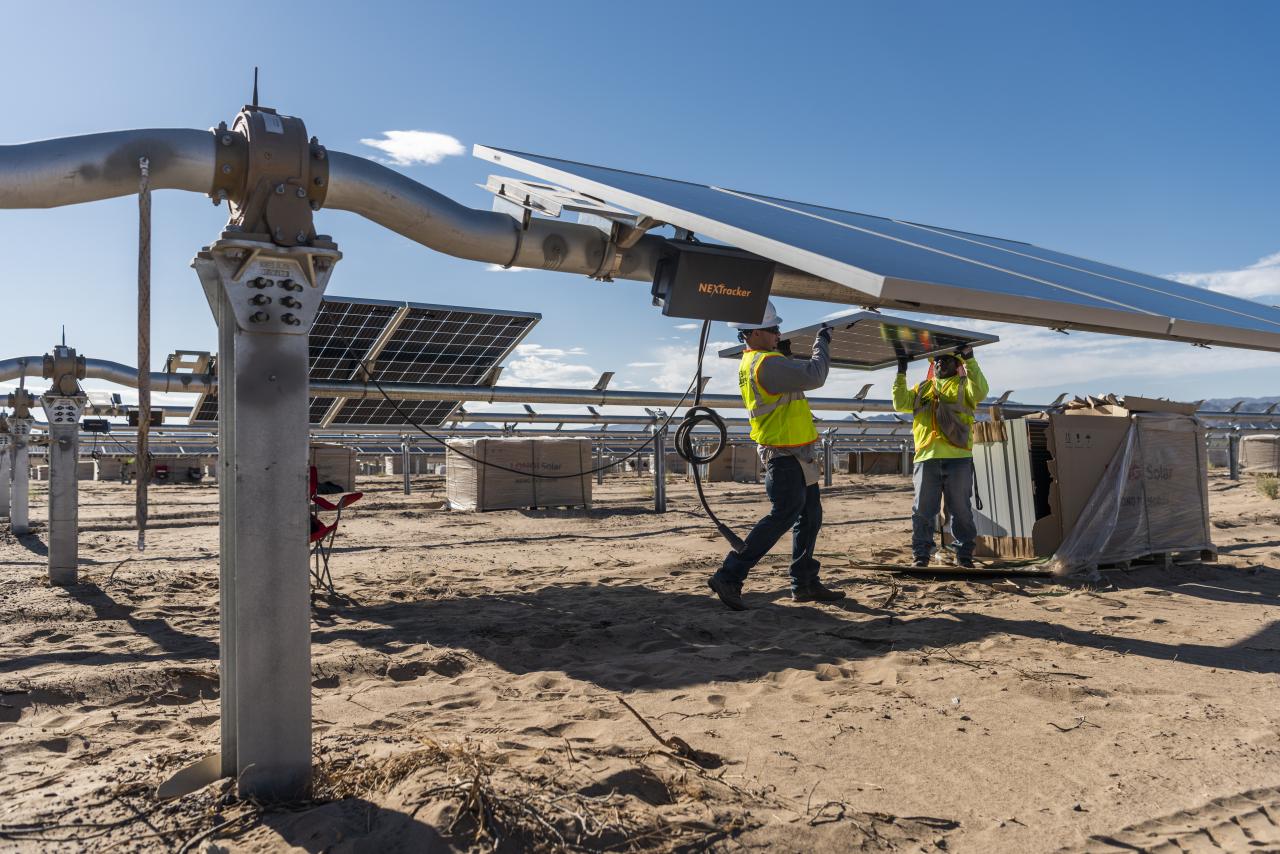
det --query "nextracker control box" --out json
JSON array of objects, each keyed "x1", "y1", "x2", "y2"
[{"x1": 651, "y1": 242, "x2": 775, "y2": 324}]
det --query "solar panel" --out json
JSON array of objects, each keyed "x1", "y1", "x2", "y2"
[
  {"x1": 189, "y1": 297, "x2": 539, "y2": 427},
  {"x1": 474, "y1": 146, "x2": 1280, "y2": 352},
  {"x1": 718, "y1": 311, "x2": 998, "y2": 370}
]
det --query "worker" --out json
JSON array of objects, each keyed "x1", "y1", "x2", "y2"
[
  {"x1": 707, "y1": 301, "x2": 845, "y2": 610},
  {"x1": 892, "y1": 345, "x2": 989, "y2": 568},
  {"x1": 121, "y1": 455, "x2": 135, "y2": 484}
]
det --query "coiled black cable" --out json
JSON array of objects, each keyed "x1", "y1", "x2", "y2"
[{"x1": 673, "y1": 321, "x2": 746, "y2": 553}]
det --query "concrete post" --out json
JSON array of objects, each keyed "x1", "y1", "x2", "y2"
[
  {"x1": 1228, "y1": 431, "x2": 1241, "y2": 481},
  {"x1": 653, "y1": 426, "x2": 667, "y2": 513},
  {"x1": 41, "y1": 393, "x2": 87, "y2": 585},
  {"x1": 193, "y1": 236, "x2": 339, "y2": 801},
  {"x1": 9, "y1": 417, "x2": 32, "y2": 535}
]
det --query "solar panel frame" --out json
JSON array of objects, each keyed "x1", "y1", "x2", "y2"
[
  {"x1": 187, "y1": 296, "x2": 540, "y2": 427},
  {"x1": 473, "y1": 145, "x2": 1280, "y2": 352},
  {"x1": 718, "y1": 311, "x2": 998, "y2": 370}
]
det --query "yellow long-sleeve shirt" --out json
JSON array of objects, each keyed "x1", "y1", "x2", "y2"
[{"x1": 891, "y1": 358, "x2": 989, "y2": 462}]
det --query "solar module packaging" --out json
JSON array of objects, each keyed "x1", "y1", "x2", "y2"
[
  {"x1": 310, "y1": 443, "x2": 358, "y2": 493},
  {"x1": 968, "y1": 400, "x2": 1211, "y2": 566},
  {"x1": 1240, "y1": 434, "x2": 1280, "y2": 475},
  {"x1": 446, "y1": 438, "x2": 592, "y2": 511},
  {"x1": 702, "y1": 445, "x2": 762, "y2": 482}
]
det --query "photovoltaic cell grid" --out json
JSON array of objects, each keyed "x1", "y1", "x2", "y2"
[
  {"x1": 474, "y1": 145, "x2": 1280, "y2": 352},
  {"x1": 718, "y1": 311, "x2": 998, "y2": 370},
  {"x1": 189, "y1": 296, "x2": 539, "y2": 426},
  {"x1": 327, "y1": 303, "x2": 539, "y2": 425}
]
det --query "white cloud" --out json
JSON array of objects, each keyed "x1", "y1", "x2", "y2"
[
  {"x1": 514, "y1": 344, "x2": 586, "y2": 358},
  {"x1": 626, "y1": 361, "x2": 664, "y2": 368},
  {"x1": 359, "y1": 130, "x2": 464, "y2": 166},
  {"x1": 499, "y1": 343, "x2": 595, "y2": 387},
  {"x1": 485, "y1": 264, "x2": 526, "y2": 273},
  {"x1": 674, "y1": 323, "x2": 700, "y2": 330},
  {"x1": 1169, "y1": 251, "x2": 1280, "y2": 301}
]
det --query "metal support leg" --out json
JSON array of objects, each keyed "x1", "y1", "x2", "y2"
[
  {"x1": 9, "y1": 418, "x2": 32, "y2": 535},
  {"x1": 900, "y1": 443, "x2": 911, "y2": 476},
  {"x1": 401, "y1": 437, "x2": 411, "y2": 495},
  {"x1": 1228, "y1": 431, "x2": 1241, "y2": 481},
  {"x1": 194, "y1": 237, "x2": 339, "y2": 801},
  {"x1": 0, "y1": 435, "x2": 10, "y2": 518},
  {"x1": 595, "y1": 441, "x2": 604, "y2": 486},
  {"x1": 653, "y1": 427, "x2": 667, "y2": 513},
  {"x1": 822, "y1": 433, "x2": 834, "y2": 488},
  {"x1": 42, "y1": 394, "x2": 87, "y2": 585}
]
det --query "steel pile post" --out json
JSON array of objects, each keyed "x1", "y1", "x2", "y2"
[
  {"x1": 1229, "y1": 430, "x2": 1241, "y2": 481},
  {"x1": 900, "y1": 443, "x2": 911, "y2": 476},
  {"x1": 595, "y1": 440, "x2": 604, "y2": 485},
  {"x1": 41, "y1": 392, "x2": 87, "y2": 585},
  {"x1": 193, "y1": 235, "x2": 340, "y2": 801},
  {"x1": 401, "y1": 436, "x2": 411, "y2": 495},
  {"x1": 822, "y1": 429, "x2": 835, "y2": 488},
  {"x1": 0, "y1": 428, "x2": 10, "y2": 518},
  {"x1": 653, "y1": 424, "x2": 667, "y2": 513},
  {"x1": 9, "y1": 418, "x2": 32, "y2": 535}
]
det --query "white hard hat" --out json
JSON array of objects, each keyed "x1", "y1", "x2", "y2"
[{"x1": 727, "y1": 300, "x2": 782, "y2": 330}]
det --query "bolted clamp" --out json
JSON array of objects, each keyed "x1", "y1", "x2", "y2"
[{"x1": 42, "y1": 345, "x2": 86, "y2": 396}]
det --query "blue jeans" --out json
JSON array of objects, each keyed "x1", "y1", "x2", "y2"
[
  {"x1": 715, "y1": 455, "x2": 822, "y2": 591},
  {"x1": 912, "y1": 458, "x2": 977, "y2": 561}
]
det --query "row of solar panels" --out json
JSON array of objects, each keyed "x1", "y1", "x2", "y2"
[{"x1": 191, "y1": 296, "x2": 540, "y2": 427}]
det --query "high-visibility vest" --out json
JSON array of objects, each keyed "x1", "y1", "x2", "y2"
[{"x1": 739, "y1": 350, "x2": 818, "y2": 447}]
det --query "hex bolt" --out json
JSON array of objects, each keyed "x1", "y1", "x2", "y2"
[
  {"x1": 278, "y1": 278, "x2": 303, "y2": 292},
  {"x1": 281, "y1": 313, "x2": 301, "y2": 326},
  {"x1": 222, "y1": 164, "x2": 233, "y2": 174},
  {"x1": 221, "y1": 134, "x2": 233, "y2": 146},
  {"x1": 274, "y1": 184, "x2": 286, "y2": 195},
  {"x1": 249, "y1": 294, "x2": 272, "y2": 306},
  {"x1": 295, "y1": 187, "x2": 307, "y2": 199},
  {"x1": 249, "y1": 311, "x2": 270, "y2": 323},
  {"x1": 248, "y1": 277, "x2": 273, "y2": 289},
  {"x1": 280, "y1": 296, "x2": 301, "y2": 309},
  {"x1": 295, "y1": 231, "x2": 308, "y2": 242},
  {"x1": 314, "y1": 176, "x2": 326, "y2": 187}
]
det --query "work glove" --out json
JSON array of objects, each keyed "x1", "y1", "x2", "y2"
[
  {"x1": 896, "y1": 356, "x2": 909, "y2": 374},
  {"x1": 956, "y1": 344, "x2": 974, "y2": 360},
  {"x1": 816, "y1": 324, "x2": 833, "y2": 344}
]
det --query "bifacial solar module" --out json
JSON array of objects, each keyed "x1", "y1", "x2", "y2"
[
  {"x1": 474, "y1": 146, "x2": 1280, "y2": 352},
  {"x1": 189, "y1": 296, "x2": 539, "y2": 427},
  {"x1": 718, "y1": 311, "x2": 998, "y2": 370}
]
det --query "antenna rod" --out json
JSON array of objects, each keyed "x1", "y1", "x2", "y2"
[{"x1": 252, "y1": 66, "x2": 259, "y2": 107}]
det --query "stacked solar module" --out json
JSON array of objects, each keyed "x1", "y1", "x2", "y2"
[
  {"x1": 190, "y1": 296, "x2": 539, "y2": 427},
  {"x1": 718, "y1": 311, "x2": 998, "y2": 370}
]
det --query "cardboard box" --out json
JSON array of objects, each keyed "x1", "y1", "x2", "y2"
[
  {"x1": 968, "y1": 398, "x2": 1210, "y2": 562},
  {"x1": 703, "y1": 445, "x2": 762, "y2": 482},
  {"x1": 446, "y1": 438, "x2": 592, "y2": 511},
  {"x1": 310, "y1": 443, "x2": 357, "y2": 493},
  {"x1": 1241, "y1": 434, "x2": 1280, "y2": 474}
]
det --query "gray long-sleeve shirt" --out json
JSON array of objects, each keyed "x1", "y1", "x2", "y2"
[{"x1": 752, "y1": 334, "x2": 831, "y2": 485}]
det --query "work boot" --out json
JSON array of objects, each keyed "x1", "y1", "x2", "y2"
[
  {"x1": 708, "y1": 576, "x2": 747, "y2": 611},
  {"x1": 791, "y1": 582, "x2": 846, "y2": 603},
  {"x1": 911, "y1": 557, "x2": 930, "y2": 568},
  {"x1": 956, "y1": 556, "x2": 976, "y2": 569}
]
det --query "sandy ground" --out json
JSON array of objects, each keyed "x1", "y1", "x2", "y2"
[{"x1": 1, "y1": 467, "x2": 1278, "y2": 852}]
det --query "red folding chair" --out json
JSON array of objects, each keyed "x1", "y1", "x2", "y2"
[{"x1": 309, "y1": 466, "x2": 364, "y2": 594}]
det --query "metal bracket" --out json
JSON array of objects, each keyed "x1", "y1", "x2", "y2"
[{"x1": 193, "y1": 238, "x2": 341, "y2": 335}]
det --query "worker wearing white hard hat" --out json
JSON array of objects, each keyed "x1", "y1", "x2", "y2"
[{"x1": 709, "y1": 301, "x2": 845, "y2": 611}]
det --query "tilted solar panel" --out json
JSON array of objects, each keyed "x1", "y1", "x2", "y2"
[
  {"x1": 188, "y1": 296, "x2": 540, "y2": 427},
  {"x1": 473, "y1": 146, "x2": 1280, "y2": 352},
  {"x1": 718, "y1": 311, "x2": 998, "y2": 370}
]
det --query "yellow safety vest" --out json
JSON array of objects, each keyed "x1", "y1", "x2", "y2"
[{"x1": 739, "y1": 350, "x2": 818, "y2": 447}]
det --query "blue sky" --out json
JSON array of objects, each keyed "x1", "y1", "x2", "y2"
[{"x1": 2, "y1": 1, "x2": 1278, "y2": 415}]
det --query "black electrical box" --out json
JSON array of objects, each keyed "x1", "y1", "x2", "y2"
[
  {"x1": 81, "y1": 418, "x2": 111, "y2": 434},
  {"x1": 127, "y1": 410, "x2": 165, "y2": 427},
  {"x1": 651, "y1": 243, "x2": 775, "y2": 324}
]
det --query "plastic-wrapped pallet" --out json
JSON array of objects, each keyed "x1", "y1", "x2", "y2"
[
  {"x1": 1241, "y1": 434, "x2": 1280, "y2": 474},
  {"x1": 446, "y1": 438, "x2": 592, "y2": 511},
  {"x1": 310, "y1": 443, "x2": 357, "y2": 492}
]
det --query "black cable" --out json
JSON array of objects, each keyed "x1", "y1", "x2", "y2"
[
  {"x1": 672, "y1": 321, "x2": 746, "y2": 552},
  {"x1": 345, "y1": 346, "x2": 696, "y2": 480}
]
